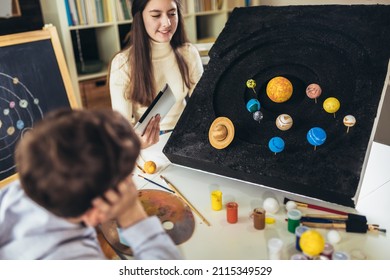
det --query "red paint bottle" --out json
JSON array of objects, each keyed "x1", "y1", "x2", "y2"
[{"x1": 226, "y1": 202, "x2": 238, "y2": 223}]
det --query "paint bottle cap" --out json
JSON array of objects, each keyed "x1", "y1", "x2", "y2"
[
  {"x1": 290, "y1": 253, "x2": 308, "y2": 260},
  {"x1": 350, "y1": 249, "x2": 366, "y2": 260},
  {"x1": 287, "y1": 209, "x2": 302, "y2": 220},
  {"x1": 332, "y1": 251, "x2": 350, "y2": 260},
  {"x1": 321, "y1": 242, "x2": 334, "y2": 257},
  {"x1": 295, "y1": 225, "x2": 309, "y2": 237},
  {"x1": 268, "y1": 237, "x2": 284, "y2": 260},
  {"x1": 312, "y1": 255, "x2": 329, "y2": 260}
]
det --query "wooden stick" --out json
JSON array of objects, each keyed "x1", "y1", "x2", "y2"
[
  {"x1": 136, "y1": 163, "x2": 146, "y2": 173},
  {"x1": 160, "y1": 175, "x2": 211, "y2": 226}
]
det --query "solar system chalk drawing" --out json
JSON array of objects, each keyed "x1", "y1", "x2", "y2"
[
  {"x1": 0, "y1": 27, "x2": 77, "y2": 187},
  {"x1": 0, "y1": 72, "x2": 43, "y2": 178}
]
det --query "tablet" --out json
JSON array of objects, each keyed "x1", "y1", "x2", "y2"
[{"x1": 134, "y1": 83, "x2": 176, "y2": 135}]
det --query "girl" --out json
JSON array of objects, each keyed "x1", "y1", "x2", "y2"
[{"x1": 109, "y1": 0, "x2": 204, "y2": 148}]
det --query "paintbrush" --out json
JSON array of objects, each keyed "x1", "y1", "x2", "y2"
[
  {"x1": 136, "y1": 163, "x2": 146, "y2": 173},
  {"x1": 284, "y1": 197, "x2": 348, "y2": 215},
  {"x1": 301, "y1": 221, "x2": 386, "y2": 234},
  {"x1": 301, "y1": 213, "x2": 386, "y2": 234},
  {"x1": 367, "y1": 224, "x2": 387, "y2": 234},
  {"x1": 302, "y1": 213, "x2": 365, "y2": 221},
  {"x1": 160, "y1": 175, "x2": 211, "y2": 226},
  {"x1": 137, "y1": 174, "x2": 174, "y2": 193},
  {"x1": 301, "y1": 216, "x2": 386, "y2": 234}
]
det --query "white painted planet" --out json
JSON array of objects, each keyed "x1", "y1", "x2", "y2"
[
  {"x1": 327, "y1": 229, "x2": 341, "y2": 244},
  {"x1": 343, "y1": 115, "x2": 356, "y2": 127},
  {"x1": 285, "y1": 200, "x2": 297, "y2": 211},
  {"x1": 263, "y1": 197, "x2": 280, "y2": 214},
  {"x1": 276, "y1": 114, "x2": 293, "y2": 131}
]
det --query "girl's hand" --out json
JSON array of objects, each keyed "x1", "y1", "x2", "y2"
[{"x1": 138, "y1": 114, "x2": 161, "y2": 149}]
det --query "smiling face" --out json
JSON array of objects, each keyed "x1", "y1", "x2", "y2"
[{"x1": 142, "y1": 0, "x2": 179, "y2": 43}]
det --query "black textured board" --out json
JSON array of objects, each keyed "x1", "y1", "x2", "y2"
[{"x1": 163, "y1": 5, "x2": 390, "y2": 207}]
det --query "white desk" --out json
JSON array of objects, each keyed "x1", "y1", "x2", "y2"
[{"x1": 134, "y1": 133, "x2": 390, "y2": 260}]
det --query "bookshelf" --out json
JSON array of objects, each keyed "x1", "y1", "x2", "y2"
[
  {"x1": 0, "y1": 0, "x2": 43, "y2": 36},
  {"x1": 39, "y1": 0, "x2": 261, "y2": 108},
  {"x1": 184, "y1": 0, "x2": 261, "y2": 43}
]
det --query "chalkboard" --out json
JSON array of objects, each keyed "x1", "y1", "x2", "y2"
[{"x1": 0, "y1": 26, "x2": 77, "y2": 187}]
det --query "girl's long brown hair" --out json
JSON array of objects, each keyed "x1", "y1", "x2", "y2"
[{"x1": 125, "y1": 0, "x2": 192, "y2": 106}]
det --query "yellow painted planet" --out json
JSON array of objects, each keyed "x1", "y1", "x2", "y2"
[
  {"x1": 299, "y1": 230, "x2": 325, "y2": 257},
  {"x1": 144, "y1": 161, "x2": 157, "y2": 174},
  {"x1": 266, "y1": 76, "x2": 293, "y2": 103},
  {"x1": 323, "y1": 97, "x2": 340, "y2": 114},
  {"x1": 246, "y1": 79, "x2": 256, "y2": 89}
]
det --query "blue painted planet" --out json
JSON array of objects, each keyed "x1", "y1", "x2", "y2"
[
  {"x1": 268, "y1": 137, "x2": 285, "y2": 154},
  {"x1": 246, "y1": 98, "x2": 261, "y2": 113},
  {"x1": 16, "y1": 120, "x2": 25, "y2": 130},
  {"x1": 307, "y1": 127, "x2": 327, "y2": 149}
]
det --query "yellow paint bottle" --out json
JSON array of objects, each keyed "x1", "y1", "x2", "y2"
[{"x1": 211, "y1": 190, "x2": 222, "y2": 211}]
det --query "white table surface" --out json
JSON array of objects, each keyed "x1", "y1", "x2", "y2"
[{"x1": 133, "y1": 133, "x2": 390, "y2": 260}]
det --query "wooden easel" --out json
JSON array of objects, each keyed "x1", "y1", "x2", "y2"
[{"x1": 0, "y1": 25, "x2": 78, "y2": 188}]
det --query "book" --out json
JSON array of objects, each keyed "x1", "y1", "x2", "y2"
[
  {"x1": 89, "y1": 0, "x2": 98, "y2": 24},
  {"x1": 64, "y1": 0, "x2": 73, "y2": 26},
  {"x1": 95, "y1": 0, "x2": 104, "y2": 23},
  {"x1": 134, "y1": 84, "x2": 176, "y2": 135},
  {"x1": 121, "y1": 0, "x2": 131, "y2": 20},
  {"x1": 217, "y1": 0, "x2": 224, "y2": 10},
  {"x1": 115, "y1": 0, "x2": 124, "y2": 21},
  {"x1": 68, "y1": 0, "x2": 79, "y2": 25},
  {"x1": 75, "y1": 0, "x2": 86, "y2": 25},
  {"x1": 102, "y1": 0, "x2": 112, "y2": 22}
]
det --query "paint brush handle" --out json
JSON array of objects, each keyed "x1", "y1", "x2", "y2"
[
  {"x1": 136, "y1": 163, "x2": 145, "y2": 173},
  {"x1": 300, "y1": 217, "x2": 336, "y2": 223},
  {"x1": 303, "y1": 214, "x2": 348, "y2": 220},
  {"x1": 137, "y1": 174, "x2": 174, "y2": 193},
  {"x1": 301, "y1": 221, "x2": 346, "y2": 230},
  {"x1": 160, "y1": 175, "x2": 211, "y2": 226},
  {"x1": 284, "y1": 198, "x2": 348, "y2": 215}
]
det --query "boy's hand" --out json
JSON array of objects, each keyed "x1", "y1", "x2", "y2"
[{"x1": 92, "y1": 176, "x2": 147, "y2": 228}]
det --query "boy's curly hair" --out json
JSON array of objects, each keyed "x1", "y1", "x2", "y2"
[{"x1": 15, "y1": 108, "x2": 141, "y2": 218}]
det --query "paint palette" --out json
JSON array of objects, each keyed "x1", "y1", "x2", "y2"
[{"x1": 99, "y1": 189, "x2": 195, "y2": 256}]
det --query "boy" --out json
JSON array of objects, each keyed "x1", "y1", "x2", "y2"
[{"x1": 0, "y1": 108, "x2": 182, "y2": 259}]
